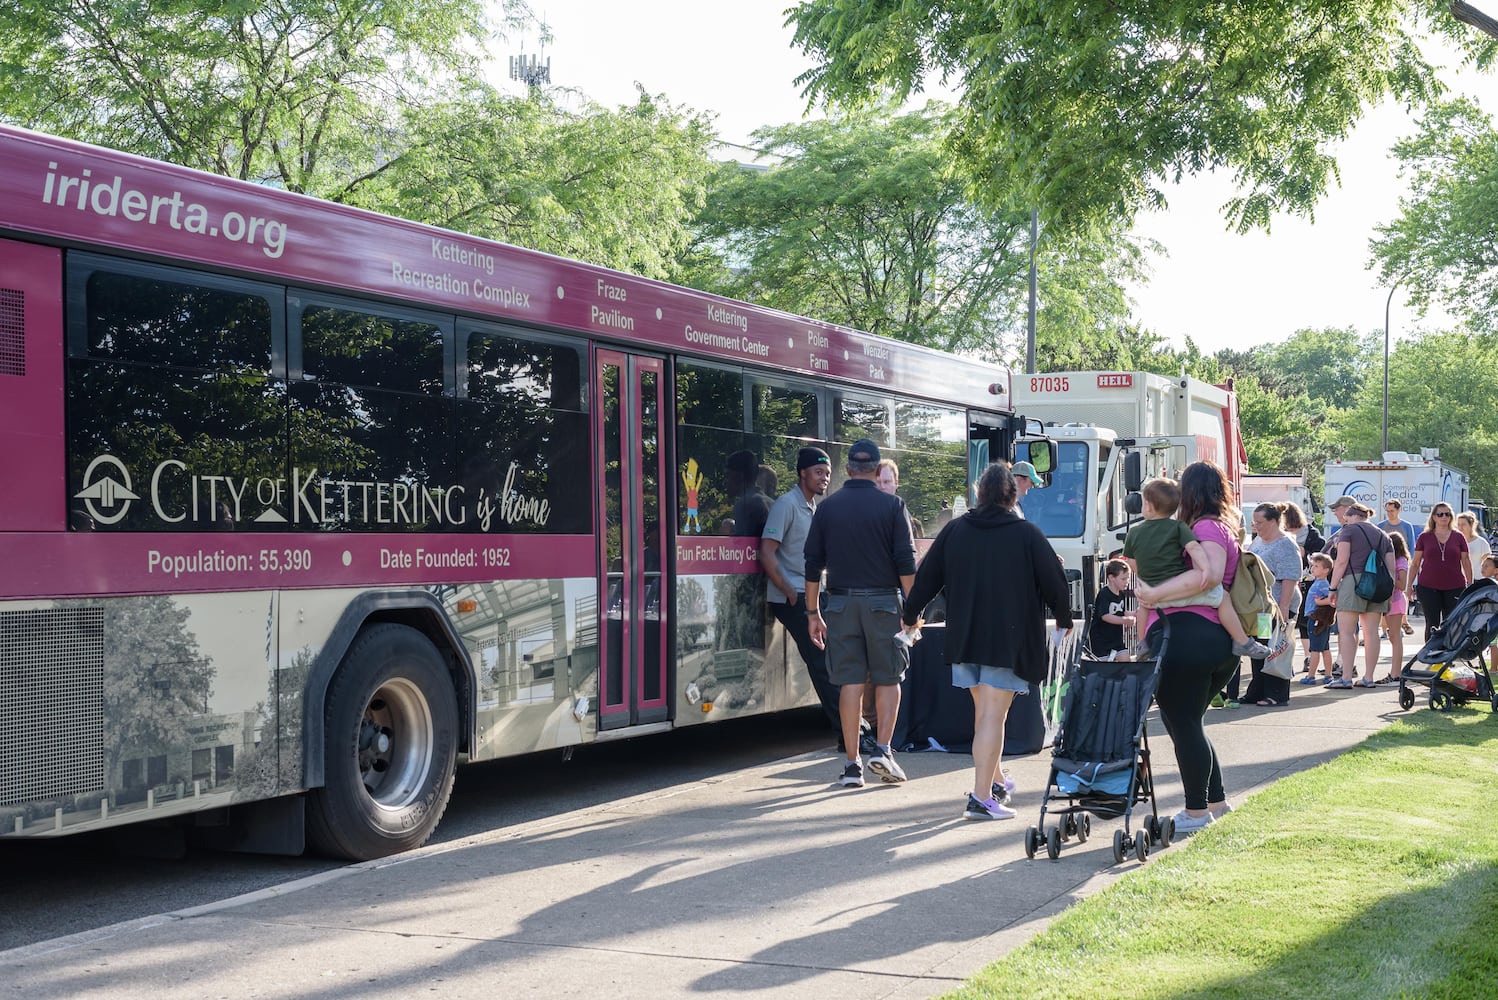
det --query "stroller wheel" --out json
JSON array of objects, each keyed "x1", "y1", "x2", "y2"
[
  {"x1": 1076, "y1": 814, "x2": 1091, "y2": 843},
  {"x1": 1431, "y1": 691, "x2": 1451, "y2": 712},
  {"x1": 1062, "y1": 814, "x2": 1076, "y2": 841},
  {"x1": 1133, "y1": 829, "x2": 1150, "y2": 863},
  {"x1": 1046, "y1": 825, "x2": 1061, "y2": 861},
  {"x1": 1111, "y1": 828, "x2": 1126, "y2": 865},
  {"x1": 1399, "y1": 686, "x2": 1416, "y2": 711},
  {"x1": 1155, "y1": 816, "x2": 1173, "y2": 849},
  {"x1": 1024, "y1": 826, "x2": 1040, "y2": 860}
]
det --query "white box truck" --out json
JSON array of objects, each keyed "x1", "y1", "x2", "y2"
[
  {"x1": 1324, "y1": 451, "x2": 1470, "y2": 535},
  {"x1": 1009, "y1": 371, "x2": 1245, "y2": 615},
  {"x1": 1240, "y1": 473, "x2": 1315, "y2": 534},
  {"x1": 1241, "y1": 474, "x2": 1313, "y2": 512}
]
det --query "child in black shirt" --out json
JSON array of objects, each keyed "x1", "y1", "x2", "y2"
[{"x1": 1089, "y1": 559, "x2": 1135, "y2": 659}]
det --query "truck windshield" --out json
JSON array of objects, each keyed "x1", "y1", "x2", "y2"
[{"x1": 1021, "y1": 442, "x2": 1088, "y2": 537}]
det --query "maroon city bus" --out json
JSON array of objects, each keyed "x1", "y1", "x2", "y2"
[{"x1": 0, "y1": 124, "x2": 1031, "y2": 859}]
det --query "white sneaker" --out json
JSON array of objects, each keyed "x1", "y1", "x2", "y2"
[
  {"x1": 867, "y1": 746, "x2": 907, "y2": 783},
  {"x1": 1171, "y1": 810, "x2": 1214, "y2": 834}
]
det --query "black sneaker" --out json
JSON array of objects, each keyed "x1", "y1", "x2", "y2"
[
  {"x1": 858, "y1": 732, "x2": 879, "y2": 757},
  {"x1": 838, "y1": 760, "x2": 864, "y2": 788},
  {"x1": 991, "y1": 774, "x2": 1016, "y2": 805},
  {"x1": 867, "y1": 745, "x2": 907, "y2": 783}
]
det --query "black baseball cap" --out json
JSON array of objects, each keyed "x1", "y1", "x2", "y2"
[
  {"x1": 726, "y1": 449, "x2": 757, "y2": 476},
  {"x1": 848, "y1": 438, "x2": 881, "y2": 463}
]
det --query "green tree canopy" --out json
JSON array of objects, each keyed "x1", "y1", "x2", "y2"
[
  {"x1": 0, "y1": 0, "x2": 510, "y2": 185},
  {"x1": 1338, "y1": 329, "x2": 1498, "y2": 503},
  {"x1": 685, "y1": 104, "x2": 1146, "y2": 361},
  {"x1": 0, "y1": 1, "x2": 716, "y2": 277},
  {"x1": 1369, "y1": 96, "x2": 1498, "y2": 333},
  {"x1": 342, "y1": 87, "x2": 716, "y2": 280},
  {"x1": 1219, "y1": 326, "x2": 1375, "y2": 411},
  {"x1": 786, "y1": 1, "x2": 1472, "y2": 229},
  {"x1": 1212, "y1": 327, "x2": 1371, "y2": 484}
]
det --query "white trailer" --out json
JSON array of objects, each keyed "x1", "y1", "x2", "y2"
[
  {"x1": 1324, "y1": 451, "x2": 1470, "y2": 533},
  {"x1": 1009, "y1": 371, "x2": 1245, "y2": 615}
]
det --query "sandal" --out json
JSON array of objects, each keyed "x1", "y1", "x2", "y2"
[
  {"x1": 1375, "y1": 675, "x2": 1399, "y2": 685},
  {"x1": 1355, "y1": 679, "x2": 1376, "y2": 688},
  {"x1": 1326, "y1": 679, "x2": 1353, "y2": 689},
  {"x1": 1256, "y1": 698, "x2": 1285, "y2": 706},
  {"x1": 1298, "y1": 675, "x2": 1320, "y2": 685}
]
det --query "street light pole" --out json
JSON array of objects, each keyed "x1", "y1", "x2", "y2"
[
  {"x1": 1025, "y1": 208, "x2": 1038, "y2": 374},
  {"x1": 1382, "y1": 277, "x2": 1404, "y2": 455}
]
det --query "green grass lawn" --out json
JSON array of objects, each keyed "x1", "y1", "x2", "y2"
[{"x1": 952, "y1": 706, "x2": 1498, "y2": 1000}]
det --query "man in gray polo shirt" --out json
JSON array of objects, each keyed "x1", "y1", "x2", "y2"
[
  {"x1": 761, "y1": 447, "x2": 838, "y2": 737},
  {"x1": 805, "y1": 438, "x2": 917, "y2": 788}
]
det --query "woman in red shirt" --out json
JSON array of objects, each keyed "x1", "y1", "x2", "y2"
[{"x1": 1406, "y1": 503, "x2": 1472, "y2": 641}]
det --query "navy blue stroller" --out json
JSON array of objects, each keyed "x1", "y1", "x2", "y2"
[
  {"x1": 1025, "y1": 617, "x2": 1171, "y2": 865},
  {"x1": 1397, "y1": 579, "x2": 1498, "y2": 713}
]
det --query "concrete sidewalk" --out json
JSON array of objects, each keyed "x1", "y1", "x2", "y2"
[{"x1": 1, "y1": 663, "x2": 1409, "y2": 1000}]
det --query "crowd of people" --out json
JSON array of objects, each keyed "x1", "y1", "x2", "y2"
[
  {"x1": 758, "y1": 440, "x2": 1496, "y2": 836},
  {"x1": 1126, "y1": 492, "x2": 1498, "y2": 705},
  {"x1": 759, "y1": 443, "x2": 1072, "y2": 817}
]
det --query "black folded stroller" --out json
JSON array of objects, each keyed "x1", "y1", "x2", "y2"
[
  {"x1": 1025, "y1": 617, "x2": 1171, "y2": 865},
  {"x1": 1397, "y1": 579, "x2": 1498, "y2": 713}
]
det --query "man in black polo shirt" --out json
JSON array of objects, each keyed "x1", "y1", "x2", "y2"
[{"x1": 805, "y1": 438, "x2": 917, "y2": 788}]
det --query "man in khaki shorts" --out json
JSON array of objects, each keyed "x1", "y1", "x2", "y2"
[{"x1": 804, "y1": 439, "x2": 917, "y2": 788}]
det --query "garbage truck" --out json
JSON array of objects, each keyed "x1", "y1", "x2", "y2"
[
  {"x1": 1009, "y1": 371, "x2": 1246, "y2": 616},
  {"x1": 1323, "y1": 451, "x2": 1470, "y2": 536}
]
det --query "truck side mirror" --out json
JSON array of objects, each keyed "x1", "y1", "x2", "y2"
[
  {"x1": 1123, "y1": 452, "x2": 1144, "y2": 492},
  {"x1": 1124, "y1": 491, "x2": 1143, "y2": 517},
  {"x1": 1020, "y1": 439, "x2": 1058, "y2": 475}
]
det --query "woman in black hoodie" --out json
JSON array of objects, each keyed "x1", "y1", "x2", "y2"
[{"x1": 903, "y1": 462, "x2": 1073, "y2": 821}]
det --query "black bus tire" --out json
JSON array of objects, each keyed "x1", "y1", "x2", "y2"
[{"x1": 306, "y1": 623, "x2": 459, "y2": 861}]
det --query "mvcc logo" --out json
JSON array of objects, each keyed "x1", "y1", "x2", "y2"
[{"x1": 74, "y1": 454, "x2": 141, "y2": 525}]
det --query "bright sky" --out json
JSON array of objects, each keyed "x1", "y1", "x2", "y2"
[{"x1": 520, "y1": 0, "x2": 1498, "y2": 355}]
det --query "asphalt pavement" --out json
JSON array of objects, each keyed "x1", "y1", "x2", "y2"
[{"x1": 0, "y1": 651, "x2": 1410, "y2": 1000}]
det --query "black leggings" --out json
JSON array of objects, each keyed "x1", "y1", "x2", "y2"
[
  {"x1": 1150, "y1": 612, "x2": 1238, "y2": 810},
  {"x1": 1415, "y1": 584, "x2": 1464, "y2": 641}
]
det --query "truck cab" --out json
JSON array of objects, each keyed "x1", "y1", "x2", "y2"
[
  {"x1": 1012, "y1": 371, "x2": 1245, "y2": 619},
  {"x1": 1024, "y1": 426, "x2": 1216, "y2": 615}
]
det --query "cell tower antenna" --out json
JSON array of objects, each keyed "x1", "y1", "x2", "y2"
[{"x1": 509, "y1": 18, "x2": 552, "y2": 93}]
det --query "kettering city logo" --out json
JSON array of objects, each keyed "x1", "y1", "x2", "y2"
[
  {"x1": 69, "y1": 454, "x2": 551, "y2": 530},
  {"x1": 75, "y1": 454, "x2": 140, "y2": 524}
]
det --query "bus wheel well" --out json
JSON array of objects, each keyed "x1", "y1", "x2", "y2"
[
  {"x1": 301, "y1": 592, "x2": 476, "y2": 794},
  {"x1": 360, "y1": 606, "x2": 472, "y2": 756}
]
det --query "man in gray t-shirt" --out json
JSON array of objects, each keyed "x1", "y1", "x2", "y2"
[
  {"x1": 761, "y1": 447, "x2": 837, "y2": 733},
  {"x1": 1378, "y1": 499, "x2": 1417, "y2": 553}
]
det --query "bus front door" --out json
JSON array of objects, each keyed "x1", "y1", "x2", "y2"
[{"x1": 595, "y1": 350, "x2": 670, "y2": 731}]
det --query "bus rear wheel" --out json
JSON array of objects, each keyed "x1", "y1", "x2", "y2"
[{"x1": 307, "y1": 623, "x2": 458, "y2": 861}]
